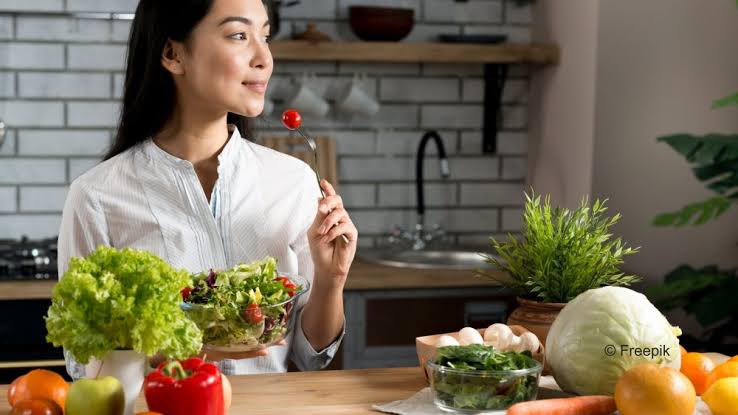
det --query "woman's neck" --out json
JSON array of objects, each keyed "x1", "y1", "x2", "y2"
[{"x1": 154, "y1": 102, "x2": 231, "y2": 167}]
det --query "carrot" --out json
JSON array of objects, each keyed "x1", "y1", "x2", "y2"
[{"x1": 507, "y1": 396, "x2": 616, "y2": 415}]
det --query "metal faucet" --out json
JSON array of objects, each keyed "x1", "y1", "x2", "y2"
[{"x1": 388, "y1": 131, "x2": 451, "y2": 250}]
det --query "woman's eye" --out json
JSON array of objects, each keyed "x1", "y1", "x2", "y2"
[
  {"x1": 229, "y1": 33, "x2": 247, "y2": 40},
  {"x1": 263, "y1": 35, "x2": 272, "y2": 43}
]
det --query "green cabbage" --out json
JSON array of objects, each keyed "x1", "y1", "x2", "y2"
[
  {"x1": 545, "y1": 286, "x2": 682, "y2": 396},
  {"x1": 45, "y1": 246, "x2": 203, "y2": 364}
]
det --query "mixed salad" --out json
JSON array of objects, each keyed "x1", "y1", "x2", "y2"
[
  {"x1": 429, "y1": 344, "x2": 541, "y2": 411},
  {"x1": 181, "y1": 257, "x2": 305, "y2": 348}
]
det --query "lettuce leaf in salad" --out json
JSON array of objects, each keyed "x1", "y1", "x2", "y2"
[{"x1": 184, "y1": 257, "x2": 302, "y2": 346}]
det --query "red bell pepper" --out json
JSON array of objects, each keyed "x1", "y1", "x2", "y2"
[{"x1": 144, "y1": 357, "x2": 224, "y2": 415}]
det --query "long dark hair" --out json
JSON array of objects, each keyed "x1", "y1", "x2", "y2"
[{"x1": 105, "y1": 0, "x2": 254, "y2": 160}]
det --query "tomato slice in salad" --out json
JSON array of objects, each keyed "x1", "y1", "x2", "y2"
[
  {"x1": 275, "y1": 276, "x2": 297, "y2": 297},
  {"x1": 242, "y1": 303, "x2": 264, "y2": 324}
]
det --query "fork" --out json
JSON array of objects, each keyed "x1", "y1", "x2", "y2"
[{"x1": 294, "y1": 129, "x2": 351, "y2": 244}]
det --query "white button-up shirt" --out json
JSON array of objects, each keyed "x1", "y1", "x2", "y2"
[{"x1": 58, "y1": 125, "x2": 344, "y2": 375}]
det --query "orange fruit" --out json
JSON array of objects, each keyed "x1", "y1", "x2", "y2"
[
  {"x1": 729, "y1": 355, "x2": 738, "y2": 363},
  {"x1": 615, "y1": 363, "x2": 696, "y2": 415},
  {"x1": 7, "y1": 374, "x2": 24, "y2": 405},
  {"x1": 10, "y1": 399, "x2": 63, "y2": 415},
  {"x1": 9, "y1": 370, "x2": 68, "y2": 410},
  {"x1": 706, "y1": 361, "x2": 738, "y2": 390},
  {"x1": 681, "y1": 352, "x2": 716, "y2": 395},
  {"x1": 680, "y1": 345, "x2": 687, "y2": 359}
]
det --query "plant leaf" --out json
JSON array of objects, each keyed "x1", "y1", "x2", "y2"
[
  {"x1": 712, "y1": 91, "x2": 738, "y2": 109},
  {"x1": 652, "y1": 196, "x2": 732, "y2": 226}
]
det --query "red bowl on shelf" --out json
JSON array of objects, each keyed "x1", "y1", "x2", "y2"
[{"x1": 349, "y1": 6, "x2": 415, "y2": 42}]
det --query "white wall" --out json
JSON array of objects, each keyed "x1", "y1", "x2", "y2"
[
  {"x1": 528, "y1": 0, "x2": 599, "y2": 210},
  {"x1": 531, "y1": 0, "x2": 738, "y2": 281},
  {"x1": 593, "y1": 0, "x2": 738, "y2": 281}
]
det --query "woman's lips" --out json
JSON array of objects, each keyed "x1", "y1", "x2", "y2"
[{"x1": 243, "y1": 81, "x2": 268, "y2": 94}]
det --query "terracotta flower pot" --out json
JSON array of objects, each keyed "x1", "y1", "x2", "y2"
[{"x1": 507, "y1": 297, "x2": 567, "y2": 348}]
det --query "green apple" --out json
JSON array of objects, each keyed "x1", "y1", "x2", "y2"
[{"x1": 65, "y1": 376, "x2": 125, "y2": 415}]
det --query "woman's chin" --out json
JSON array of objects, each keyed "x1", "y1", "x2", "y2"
[{"x1": 234, "y1": 103, "x2": 264, "y2": 118}]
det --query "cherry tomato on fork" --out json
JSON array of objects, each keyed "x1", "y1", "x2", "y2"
[{"x1": 281, "y1": 109, "x2": 302, "y2": 130}]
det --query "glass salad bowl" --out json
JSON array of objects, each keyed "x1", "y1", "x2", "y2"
[
  {"x1": 426, "y1": 358, "x2": 542, "y2": 413},
  {"x1": 181, "y1": 262, "x2": 309, "y2": 352}
]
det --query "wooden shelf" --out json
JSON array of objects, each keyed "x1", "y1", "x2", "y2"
[{"x1": 270, "y1": 41, "x2": 559, "y2": 64}]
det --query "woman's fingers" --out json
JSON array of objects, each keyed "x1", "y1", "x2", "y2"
[
  {"x1": 320, "y1": 179, "x2": 337, "y2": 196},
  {"x1": 318, "y1": 208, "x2": 349, "y2": 235},
  {"x1": 317, "y1": 194, "x2": 343, "y2": 214},
  {"x1": 200, "y1": 340, "x2": 287, "y2": 361},
  {"x1": 321, "y1": 221, "x2": 358, "y2": 244}
]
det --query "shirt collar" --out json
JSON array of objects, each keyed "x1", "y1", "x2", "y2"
[{"x1": 143, "y1": 124, "x2": 244, "y2": 170}]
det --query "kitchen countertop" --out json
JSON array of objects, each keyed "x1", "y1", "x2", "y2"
[
  {"x1": 0, "y1": 367, "x2": 427, "y2": 414},
  {"x1": 0, "y1": 257, "x2": 502, "y2": 300}
]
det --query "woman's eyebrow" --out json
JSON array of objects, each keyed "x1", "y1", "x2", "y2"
[{"x1": 218, "y1": 16, "x2": 270, "y2": 27}]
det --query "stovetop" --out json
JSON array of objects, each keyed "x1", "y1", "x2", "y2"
[{"x1": 0, "y1": 237, "x2": 58, "y2": 281}]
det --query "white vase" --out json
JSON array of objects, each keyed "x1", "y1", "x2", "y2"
[{"x1": 85, "y1": 350, "x2": 147, "y2": 415}]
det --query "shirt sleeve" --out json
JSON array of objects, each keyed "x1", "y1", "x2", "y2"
[
  {"x1": 288, "y1": 165, "x2": 346, "y2": 371},
  {"x1": 57, "y1": 182, "x2": 111, "y2": 379}
]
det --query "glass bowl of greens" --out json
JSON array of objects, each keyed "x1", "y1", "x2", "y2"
[
  {"x1": 426, "y1": 344, "x2": 542, "y2": 413},
  {"x1": 180, "y1": 257, "x2": 309, "y2": 352}
]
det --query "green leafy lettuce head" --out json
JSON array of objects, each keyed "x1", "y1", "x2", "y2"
[{"x1": 45, "y1": 246, "x2": 202, "y2": 364}]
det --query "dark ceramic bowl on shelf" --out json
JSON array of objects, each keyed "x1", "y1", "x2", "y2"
[{"x1": 349, "y1": 6, "x2": 415, "y2": 42}]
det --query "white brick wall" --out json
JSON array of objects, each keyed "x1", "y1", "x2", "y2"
[
  {"x1": 16, "y1": 17, "x2": 110, "y2": 42},
  {"x1": 380, "y1": 77, "x2": 460, "y2": 103},
  {"x1": 0, "y1": 186, "x2": 16, "y2": 212},
  {"x1": 0, "y1": 43, "x2": 65, "y2": 69},
  {"x1": 0, "y1": 2, "x2": 531, "y2": 244},
  {"x1": 0, "y1": 16, "x2": 13, "y2": 39},
  {"x1": 69, "y1": 158, "x2": 99, "y2": 181},
  {"x1": 460, "y1": 183, "x2": 525, "y2": 206},
  {"x1": 20, "y1": 186, "x2": 68, "y2": 212},
  {"x1": 18, "y1": 130, "x2": 110, "y2": 156},
  {"x1": 19, "y1": 72, "x2": 111, "y2": 98},
  {"x1": 0, "y1": 159, "x2": 66, "y2": 184},
  {"x1": 67, "y1": 102, "x2": 120, "y2": 127},
  {"x1": 68, "y1": 44, "x2": 127, "y2": 70},
  {"x1": 0, "y1": 72, "x2": 14, "y2": 97},
  {"x1": 0, "y1": 130, "x2": 16, "y2": 155},
  {"x1": 4, "y1": 101, "x2": 64, "y2": 127},
  {"x1": 0, "y1": 1, "x2": 63, "y2": 12},
  {"x1": 65, "y1": 0, "x2": 138, "y2": 13},
  {"x1": 424, "y1": 0, "x2": 503, "y2": 23},
  {"x1": 379, "y1": 183, "x2": 457, "y2": 207}
]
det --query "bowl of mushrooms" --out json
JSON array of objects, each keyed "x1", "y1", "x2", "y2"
[{"x1": 416, "y1": 324, "x2": 546, "y2": 382}]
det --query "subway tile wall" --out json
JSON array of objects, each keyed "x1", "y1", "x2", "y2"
[{"x1": 0, "y1": 0, "x2": 531, "y2": 247}]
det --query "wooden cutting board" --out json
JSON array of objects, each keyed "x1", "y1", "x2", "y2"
[{"x1": 258, "y1": 135, "x2": 339, "y2": 191}]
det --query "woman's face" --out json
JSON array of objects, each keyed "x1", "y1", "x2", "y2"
[{"x1": 175, "y1": 0, "x2": 273, "y2": 118}]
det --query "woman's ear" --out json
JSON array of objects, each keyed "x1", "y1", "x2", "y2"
[{"x1": 161, "y1": 39, "x2": 185, "y2": 75}]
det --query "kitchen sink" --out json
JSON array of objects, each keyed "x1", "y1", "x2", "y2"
[{"x1": 359, "y1": 247, "x2": 500, "y2": 270}]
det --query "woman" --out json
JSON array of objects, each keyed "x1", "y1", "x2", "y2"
[{"x1": 58, "y1": 0, "x2": 357, "y2": 375}]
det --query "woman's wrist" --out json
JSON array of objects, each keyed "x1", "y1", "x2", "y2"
[{"x1": 311, "y1": 268, "x2": 347, "y2": 294}]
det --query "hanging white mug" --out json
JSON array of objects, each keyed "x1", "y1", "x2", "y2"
[
  {"x1": 335, "y1": 74, "x2": 380, "y2": 117},
  {"x1": 284, "y1": 74, "x2": 330, "y2": 118}
]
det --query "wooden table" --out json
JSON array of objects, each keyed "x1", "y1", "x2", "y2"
[{"x1": 0, "y1": 367, "x2": 428, "y2": 414}]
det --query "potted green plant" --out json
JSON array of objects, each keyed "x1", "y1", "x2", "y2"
[
  {"x1": 647, "y1": 93, "x2": 738, "y2": 354},
  {"x1": 45, "y1": 246, "x2": 203, "y2": 415},
  {"x1": 477, "y1": 193, "x2": 640, "y2": 345}
]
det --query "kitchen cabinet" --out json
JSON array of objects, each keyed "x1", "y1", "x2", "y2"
[{"x1": 327, "y1": 258, "x2": 514, "y2": 370}]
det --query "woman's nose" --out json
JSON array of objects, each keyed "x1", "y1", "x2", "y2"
[{"x1": 250, "y1": 38, "x2": 273, "y2": 70}]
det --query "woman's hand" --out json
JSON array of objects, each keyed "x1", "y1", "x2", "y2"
[
  {"x1": 199, "y1": 340, "x2": 287, "y2": 362},
  {"x1": 147, "y1": 341, "x2": 288, "y2": 368},
  {"x1": 308, "y1": 180, "x2": 358, "y2": 290}
]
